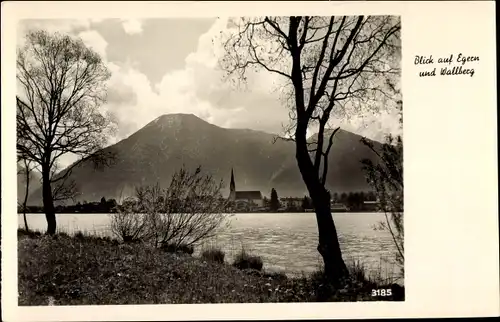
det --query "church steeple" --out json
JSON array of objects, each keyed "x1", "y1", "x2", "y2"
[
  {"x1": 229, "y1": 168, "x2": 236, "y2": 200},
  {"x1": 230, "y1": 168, "x2": 235, "y2": 191}
]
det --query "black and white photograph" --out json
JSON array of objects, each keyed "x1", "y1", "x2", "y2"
[
  {"x1": 14, "y1": 15, "x2": 403, "y2": 305},
  {"x1": 2, "y1": 1, "x2": 498, "y2": 320}
]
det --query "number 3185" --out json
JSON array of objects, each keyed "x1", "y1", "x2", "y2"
[{"x1": 372, "y1": 289, "x2": 392, "y2": 296}]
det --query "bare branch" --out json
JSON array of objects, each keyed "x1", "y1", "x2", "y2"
[{"x1": 321, "y1": 127, "x2": 340, "y2": 185}]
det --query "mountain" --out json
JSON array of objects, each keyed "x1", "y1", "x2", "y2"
[
  {"x1": 17, "y1": 164, "x2": 42, "y2": 205},
  {"x1": 270, "y1": 128, "x2": 385, "y2": 196},
  {"x1": 25, "y1": 113, "x2": 384, "y2": 205}
]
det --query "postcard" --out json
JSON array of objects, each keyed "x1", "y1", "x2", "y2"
[{"x1": 1, "y1": 1, "x2": 498, "y2": 320}]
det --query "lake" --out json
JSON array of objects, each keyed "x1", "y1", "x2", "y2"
[{"x1": 18, "y1": 212, "x2": 402, "y2": 282}]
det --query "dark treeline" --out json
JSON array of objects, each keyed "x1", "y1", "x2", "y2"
[
  {"x1": 19, "y1": 197, "x2": 119, "y2": 214},
  {"x1": 19, "y1": 191, "x2": 383, "y2": 214},
  {"x1": 332, "y1": 191, "x2": 379, "y2": 212},
  {"x1": 265, "y1": 190, "x2": 381, "y2": 213}
]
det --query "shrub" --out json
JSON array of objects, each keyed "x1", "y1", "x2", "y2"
[
  {"x1": 160, "y1": 242, "x2": 194, "y2": 255},
  {"x1": 74, "y1": 230, "x2": 86, "y2": 240},
  {"x1": 309, "y1": 269, "x2": 328, "y2": 284},
  {"x1": 110, "y1": 198, "x2": 149, "y2": 243},
  {"x1": 201, "y1": 247, "x2": 225, "y2": 263},
  {"x1": 110, "y1": 166, "x2": 232, "y2": 248},
  {"x1": 346, "y1": 259, "x2": 370, "y2": 285},
  {"x1": 263, "y1": 271, "x2": 288, "y2": 281},
  {"x1": 144, "y1": 167, "x2": 231, "y2": 248},
  {"x1": 233, "y1": 250, "x2": 263, "y2": 271}
]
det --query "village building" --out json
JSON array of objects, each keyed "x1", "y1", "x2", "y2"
[
  {"x1": 330, "y1": 203, "x2": 350, "y2": 212},
  {"x1": 280, "y1": 197, "x2": 303, "y2": 209},
  {"x1": 362, "y1": 200, "x2": 380, "y2": 212},
  {"x1": 228, "y1": 169, "x2": 264, "y2": 209}
]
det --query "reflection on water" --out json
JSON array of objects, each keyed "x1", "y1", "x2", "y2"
[{"x1": 19, "y1": 212, "x2": 402, "y2": 281}]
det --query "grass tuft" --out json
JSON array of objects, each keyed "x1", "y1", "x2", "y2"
[
  {"x1": 233, "y1": 250, "x2": 264, "y2": 271},
  {"x1": 160, "y1": 242, "x2": 194, "y2": 255},
  {"x1": 201, "y1": 247, "x2": 225, "y2": 264}
]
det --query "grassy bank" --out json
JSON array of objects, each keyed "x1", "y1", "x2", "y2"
[{"x1": 18, "y1": 229, "x2": 404, "y2": 305}]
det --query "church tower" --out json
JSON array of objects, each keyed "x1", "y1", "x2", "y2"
[{"x1": 229, "y1": 168, "x2": 236, "y2": 201}]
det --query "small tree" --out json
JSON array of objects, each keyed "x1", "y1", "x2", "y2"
[
  {"x1": 301, "y1": 195, "x2": 312, "y2": 210},
  {"x1": 361, "y1": 134, "x2": 404, "y2": 274},
  {"x1": 269, "y1": 188, "x2": 280, "y2": 212},
  {"x1": 106, "y1": 198, "x2": 118, "y2": 213},
  {"x1": 18, "y1": 157, "x2": 36, "y2": 231},
  {"x1": 332, "y1": 192, "x2": 339, "y2": 203},
  {"x1": 340, "y1": 192, "x2": 348, "y2": 204}
]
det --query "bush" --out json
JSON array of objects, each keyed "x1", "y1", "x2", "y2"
[
  {"x1": 201, "y1": 247, "x2": 225, "y2": 263},
  {"x1": 110, "y1": 166, "x2": 232, "y2": 248},
  {"x1": 346, "y1": 259, "x2": 371, "y2": 285},
  {"x1": 160, "y1": 242, "x2": 194, "y2": 255},
  {"x1": 74, "y1": 230, "x2": 86, "y2": 240},
  {"x1": 110, "y1": 199, "x2": 149, "y2": 243},
  {"x1": 233, "y1": 250, "x2": 263, "y2": 271},
  {"x1": 263, "y1": 271, "x2": 288, "y2": 281},
  {"x1": 58, "y1": 231, "x2": 70, "y2": 238}
]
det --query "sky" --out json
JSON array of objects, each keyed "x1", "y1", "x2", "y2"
[{"x1": 17, "y1": 18, "x2": 402, "y2": 169}]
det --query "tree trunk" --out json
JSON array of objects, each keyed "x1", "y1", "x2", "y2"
[
  {"x1": 42, "y1": 164, "x2": 56, "y2": 235},
  {"x1": 23, "y1": 212, "x2": 29, "y2": 232},
  {"x1": 23, "y1": 165, "x2": 30, "y2": 232},
  {"x1": 295, "y1": 129, "x2": 349, "y2": 284},
  {"x1": 312, "y1": 189, "x2": 349, "y2": 283}
]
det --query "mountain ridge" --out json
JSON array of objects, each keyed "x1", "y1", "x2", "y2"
[{"x1": 23, "y1": 113, "x2": 384, "y2": 205}]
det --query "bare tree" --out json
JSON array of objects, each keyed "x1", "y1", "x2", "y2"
[
  {"x1": 362, "y1": 98, "x2": 403, "y2": 277},
  {"x1": 157, "y1": 166, "x2": 231, "y2": 248},
  {"x1": 17, "y1": 157, "x2": 36, "y2": 232},
  {"x1": 221, "y1": 16, "x2": 401, "y2": 283},
  {"x1": 16, "y1": 30, "x2": 116, "y2": 235},
  {"x1": 362, "y1": 134, "x2": 404, "y2": 275},
  {"x1": 110, "y1": 166, "x2": 231, "y2": 248}
]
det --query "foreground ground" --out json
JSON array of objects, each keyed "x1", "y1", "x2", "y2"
[{"x1": 18, "y1": 231, "x2": 404, "y2": 305}]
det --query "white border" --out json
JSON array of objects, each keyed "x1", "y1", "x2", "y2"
[{"x1": 2, "y1": 1, "x2": 499, "y2": 321}]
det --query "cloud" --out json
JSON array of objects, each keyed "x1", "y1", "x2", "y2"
[
  {"x1": 100, "y1": 18, "x2": 292, "y2": 142},
  {"x1": 103, "y1": 17, "x2": 402, "y2": 144},
  {"x1": 18, "y1": 19, "x2": 109, "y2": 61},
  {"x1": 121, "y1": 19, "x2": 143, "y2": 35},
  {"x1": 77, "y1": 30, "x2": 108, "y2": 60},
  {"x1": 19, "y1": 19, "x2": 92, "y2": 34},
  {"x1": 17, "y1": 19, "x2": 91, "y2": 47},
  {"x1": 16, "y1": 19, "x2": 111, "y2": 168}
]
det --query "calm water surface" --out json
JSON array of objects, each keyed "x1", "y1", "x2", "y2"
[{"x1": 19, "y1": 212, "x2": 401, "y2": 281}]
